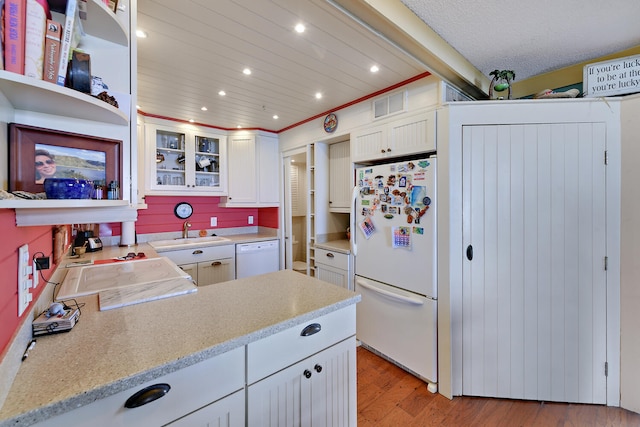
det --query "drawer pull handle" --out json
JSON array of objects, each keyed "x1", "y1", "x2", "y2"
[
  {"x1": 211, "y1": 261, "x2": 222, "y2": 266},
  {"x1": 192, "y1": 250, "x2": 203, "y2": 255},
  {"x1": 326, "y1": 252, "x2": 334, "y2": 258},
  {"x1": 124, "y1": 383, "x2": 171, "y2": 409},
  {"x1": 304, "y1": 369, "x2": 312, "y2": 379},
  {"x1": 300, "y1": 323, "x2": 321, "y2": 337},
  {"x1": 314, "y1": 364, "x2": 322, "y2": 373}
]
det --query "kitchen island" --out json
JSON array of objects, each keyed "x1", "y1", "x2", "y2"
[{"x1": 0, "y1": 268, "x2": 360, "y2": 426}]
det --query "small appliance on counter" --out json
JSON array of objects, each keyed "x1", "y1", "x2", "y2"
[{"x1": 74, "y1": 230, "x2": 103, "y2": 252}]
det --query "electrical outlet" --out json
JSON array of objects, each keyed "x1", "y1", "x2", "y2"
[
  {"x1": 248, "y1": 215, "x2": 254, "y2": 225},
  {"x1": 210, "y1": 217, "x2": 218, "y2": 227},
  {"x1": 18, "y1": 244, "x2": 33, "y2": 316}
]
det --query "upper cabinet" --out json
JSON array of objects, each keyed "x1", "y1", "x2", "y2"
[
  {"x1": 221, "y1": 132, "x2": 279, "y2": 207},
  {"x1": 351, "y1": 110, "x2": 436, "y2": 163},
  {"x1": 143, "y1": 122, "x2": 227, "y2": 196},
  {"x1": 328, "y1": 140, "x2": 351, "y2": 213}
]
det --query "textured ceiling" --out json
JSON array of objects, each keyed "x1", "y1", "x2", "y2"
[{"x1": 400, "y1": 0, "x2": 640, "y2": 81}]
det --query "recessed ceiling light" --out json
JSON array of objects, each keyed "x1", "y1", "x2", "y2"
[
  {"x1": 237, "y1": 125, "x2": 242, "y2": 129},
  {"x1": 273, "y1": 115, "x2": 279, "y2": 119},
  {"x1": 136, "y1": 30, "x2": 147, "y2": 38},
  {"x1": 218, "y1": 90, "x2": 226, "y2": 96},
  {"x1": 243, "y1": 68, "x2": 251, "y2": 75},
  {"x1": 189, "y1": 119, "x2": 194, "y2": 123},
  {"x1": 315, "y1": 92, "x2": 322, "y2": 100},
  {"x1": 201, "y1": 106, "x2": 208, "y2": 111},
  {"x1": 370, "y1": 65, "x2": 379, "y2": 73},
  {"x1": 294, "y1": 23, "x2": 305, "y2": 33},
  {"x1": 135, "y1": 105, "x2": 140, "y2": 109}
]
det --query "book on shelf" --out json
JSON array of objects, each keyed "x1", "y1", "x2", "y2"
[
  {"x1": 3, "y1": 0, "x2": 26, "y2": 74},
  {"x1": 42, "y1": 18, "x2": 61, "y2": 83},
  {"x1": 23, "y1": 0, "x2": 50, "y2": 79},
  {"x1": 56, "y1": 0, "x2": 83, "y2": 87}
]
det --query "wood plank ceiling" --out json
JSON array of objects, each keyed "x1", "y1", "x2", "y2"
[{"x1": 136, "y1": 0, "x2": 640, "y2": 132}]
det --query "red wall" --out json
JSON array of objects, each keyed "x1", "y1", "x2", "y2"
[
  {"x1": 0, "y1": 211, "x2": 62, "y2": 359},
  {"x1": 130, "y1": 196, "x2": 278, "y2": 235}
]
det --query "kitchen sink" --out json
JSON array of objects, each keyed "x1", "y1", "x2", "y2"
[{"x1": 149, "y1": 235, "x2": 231, "y2": 251}]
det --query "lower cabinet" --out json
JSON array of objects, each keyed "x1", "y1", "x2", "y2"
[
  {"x1": 166, "y1": 389, "x2": 245, "y2": 427},
  {"x1": 246, "y1": 306, "x2": 357, "y2": 427},
  {"x1": 315, "y1": 248, "x2": 352, "y2": 290},
  {"x1": 159, "y1": 245, "x2": 236, "y2": 286},
  {"x1": 247, "y1": 337, "x2": 356, "y2": 427},
  {"x1": 29, "y1": 307, "x2": 356, "y2": 427},
  {"x1": 31, "y1": 347, "x2": 245, "y2": 427}
]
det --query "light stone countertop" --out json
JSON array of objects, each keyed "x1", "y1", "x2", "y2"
[
  {"x1": 0, "y1": 267, "x2": 359, "y2": 427},
  {"x1": 315, "y1": 239, "x2": 351, "y2": 254}
]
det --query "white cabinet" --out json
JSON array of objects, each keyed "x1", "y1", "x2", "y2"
[
  {"x1": 351, "y1": 110, "x2": 436, "y2": 162},
  {"x1": 166, "y1": 389, "x2": 245, "y2": 427},
  {"x1": 31, "y1": 347, "x2": 245, "y2": 427},
  {"x1": 144, "y1": 123, "x2": 227, "y2": 196},
  {"x1": 247, "y1": 338, "x2": 355, "y2": 427},
  {"x1": 246, "y1": 306, "x2": 357, "y2": 426},
  {"x1": 315, "y1": 248, "x2": 352, "y2": 290},
  {"x1": 159, "y1": 245, "x2": 235, "y2": 286},
  {"x1": 222, "y1": 132, "x2": 279, "y2": 207},
  {"x1": 329, "y1": 140, "x2": 352, "y2": 213}
]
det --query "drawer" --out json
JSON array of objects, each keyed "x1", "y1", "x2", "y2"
[
  {"x1": 161, "y1": 244, "x2": 234, "y2": 266},
  {"x1": 246, "y1": 305, "x2": 356, "y2": 384},
  {"x1": 315, "y1": 248, "x2": 349, "y2": 270},
  {"x1": 32, "y1": 346, "x2": 244, "y2": 427}
]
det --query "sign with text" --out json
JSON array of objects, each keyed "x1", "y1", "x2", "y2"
[{"x1": 583, "y1": 54, "x2": 640, "y2": 97}]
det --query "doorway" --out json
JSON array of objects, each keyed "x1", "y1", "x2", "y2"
[{"x1": 282, "y1": 149, "x2": 308, "y2": 273}]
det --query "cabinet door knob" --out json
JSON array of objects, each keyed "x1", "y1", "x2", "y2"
[
  {"x1": 124, "y1": 383, "x2": 171, "y2": 409},
  {"x1": 211, "y1": 261, "x2": 222, "y2": 266},
  {"x1": 304, "y1": 369, "x2": 312, "y2": 379},
  {"x1": 314, "y1": 364, "x2": 322, "y2": 373},
  {"x1": 387, "y1": 148, "x2": 392, "y2": 152},
  {"x1": 193, "y1": 250, "x2": 203, "y2": 255},
  {"x1": 326, "y1": 252, "x2": 334, "y2": 258},
  {"x1": 380, "y1": 149, "x2": 386, "y2": 153}
]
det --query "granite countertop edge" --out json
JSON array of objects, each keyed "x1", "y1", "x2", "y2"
[{"x1": 1, "y1": 291, "x2": 360, "y2": 427}]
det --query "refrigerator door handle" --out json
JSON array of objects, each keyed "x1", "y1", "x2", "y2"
[
  {"x1": 357, "y1": 279, "x2": 424, "y2": 306},
  {"x1": 351, "y1": 185, "x2": 359, "y2": 256}
]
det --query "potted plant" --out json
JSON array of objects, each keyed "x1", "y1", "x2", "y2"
[{"x1": 489, "y1": 69, "x2": 516, "y2": 99}]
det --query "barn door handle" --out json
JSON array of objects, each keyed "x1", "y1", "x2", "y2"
[{"x1": 466, "y1": 245, "x2": 473, "y2": 261}]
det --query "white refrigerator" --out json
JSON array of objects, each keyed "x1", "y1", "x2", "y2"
[{"x1": 352, "y1": 156, "x2": 437, "y2": 390}]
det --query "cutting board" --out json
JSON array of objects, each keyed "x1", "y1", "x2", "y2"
[{"x1": 99, "y1": 278, "x2": 197, "y2": 311}]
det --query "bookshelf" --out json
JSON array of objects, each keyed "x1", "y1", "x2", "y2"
[{"x1": 0, "y1": 0, "x2": 136, "y2": 224}]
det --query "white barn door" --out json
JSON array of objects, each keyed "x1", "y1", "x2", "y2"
[{"x1": 462, "y1": 123, "x2": 607, "y2": 403}]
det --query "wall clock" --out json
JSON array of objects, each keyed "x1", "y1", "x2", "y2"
[{"x1": 174, "y1": 202, "x2": 193, "y2": 219}]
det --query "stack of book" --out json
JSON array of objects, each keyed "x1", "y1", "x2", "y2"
[
  {"x1": 2, "y1": 0, "x2": 86, "y2": 86},
  {"x1": 32, "y1": 306, "x2": 80, "y2": 336}
]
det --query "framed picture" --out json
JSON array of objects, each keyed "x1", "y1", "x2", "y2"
[{"x1": 8, "y1": 123, "x2": 122, "y2": 194}]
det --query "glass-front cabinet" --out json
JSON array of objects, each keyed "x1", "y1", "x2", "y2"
[{"x1": 144, "y1": 123, "x2": 227, "y2": 195}]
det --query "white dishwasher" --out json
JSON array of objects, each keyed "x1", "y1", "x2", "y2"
[{"x1": 235, "y1": 240, "x2": 280, "y2": 278}]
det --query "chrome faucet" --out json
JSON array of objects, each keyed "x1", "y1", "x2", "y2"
[{"x1": 182, "y1": 221, "x2": 191, "y2": 238}]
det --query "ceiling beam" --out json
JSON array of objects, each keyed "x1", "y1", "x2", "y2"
[{"x1": 328, "y1": 0, "x2": 489, "y2": 99}]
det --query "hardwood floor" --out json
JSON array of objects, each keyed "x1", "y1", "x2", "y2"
[{"x1": 357, "y1": 347, "x2": 640, "y2": 426}]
